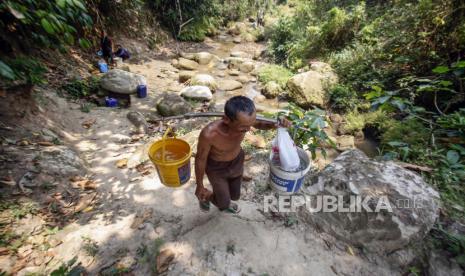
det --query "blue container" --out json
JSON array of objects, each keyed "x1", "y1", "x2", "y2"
[
  {"x1": 137, "y1": 84, "x2": 147, "y2": 98},
  {"x1": 105, "y1": 97, "x2": 118, "y2": 107},
  {"x1": 98, "y1": 61, "x2": 108, "y2": 73}
]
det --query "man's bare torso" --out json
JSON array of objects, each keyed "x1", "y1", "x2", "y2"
[{"x1": 202, "y1": 120, "x2": 245, "y2": 162}]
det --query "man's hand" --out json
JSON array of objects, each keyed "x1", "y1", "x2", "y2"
[
  {"x1": 278, "y1": 117, "x2": 292, "y2": 128},
  {"x1": 195, "y1": 185, "x2": 212, "y2": 202}
]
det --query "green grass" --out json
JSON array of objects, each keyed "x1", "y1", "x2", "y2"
[{"x1": 257, "y1": 64, "x2": 293, "y2": 88}]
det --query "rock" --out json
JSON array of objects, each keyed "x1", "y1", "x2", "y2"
[
  {"x1": 189, "y1": 74, "x2": 218, "y2": 90},
  {"x1": 302, "y1": 150, "x2": 440, "y2": 255},
  {"x1": 216, "y1": 62, "x2": 228, "y2": 70},
  {"x1": 253, "y1": 49, "x2": 264, "y2": 60},
  {"x1": 287, "y1": 70, "x2": 338, "y2": 108},
  {"x1": 229, "y1": 70, "x2": 240, "y2": 76},
  {"x1": 262, "y1": 81, "x2": 281, "y2": 99},
  {"x1": 233, "y1": 37, "x2": 242, "y2": 44},
  {"x1": 157, "y1": 93, "x2": 193, "y2": 116},
  {"x1": 177, "y1": 58, "x2": 199, "y2": 70},
  {"x1": 228, "y1": 22, "x2": 248, "y2": 35},
  {"x1": 231, "y1": 51, "x2": 248, "y2": 58},
  {"x1": 245, "y1": 87, "x2": 260, "y2": 100},
  {"x1": 36, "y1": 146, "x2": 86, "y2": 177},
  {"x1": 216, "y1": 71, "x2": 226, "y2": 78},
  {"x1": 194, "y1": 52, "x2": 214, "y2": 65},
  {"x1": 255, "y1": 94, "x2": 266, "y2": 103},
  {"x1": 239, "y1": 61, "x2": 255, "y2": 73},
  {"x1": 309, "y1": 61, "x2": 334, "y2": 74},
  {"x1": 171, "y1": 59, "x2": 179, "y2": 67},
  {"x1": 237, "y1": 75, "x2": 250, "y2": 84},
  {"x1": 226, "y1": 57, "x2": 245, "y2": 70},
  {"x1": 127, "y1": 111, "x2": 148, "y2": 134},
  {"x1": 180, "y1": 52, "x2": 196, "y2": 60},
  {"x1": 100, "y1": 69, "x2": 146, "y2": 94},
  {"x1": 218, "y1": 80, "x2": 242, "y2": 91},
  {"x1": 178, "y1": 71, "x2": 196, "y2": 83},
  {"x1": 336, "y1": 135, "x2": 354, "y2": 151},
  {"x1": 428, "y1": 251, "x2": 463, "y2": 276},
  {"x1": 329, "y1": 113, "x2": 343, "y2": 124},
  {"x1": 180, "y1": 86, "x2": 213, "y2": 101}
]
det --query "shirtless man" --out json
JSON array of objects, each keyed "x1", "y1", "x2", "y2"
[{"x1": 195, "y1": 96, "x2": 290, "y2": 213}]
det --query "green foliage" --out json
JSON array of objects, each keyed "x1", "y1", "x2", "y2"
[
  {"x1": 431, "y1": 226, "x2": 465, "y2": 268},
  {"x1": 342, "y1": 109, "x2": 392, "y2": 134},
  {"x1": 0, "y1": 57, "x2": 46, "y2": 85},
  {"x1": 0, "y1": 0, "x2": 92, "y2": 48},
  {"x1": 257, "y1": 64, "x2": 293, "y2": 88},
  {"x1": 328, "y1": 84, "x2": 358, "y2": 112},
  {"x1": 285, "y1": 103, "x2": 334, "y2": 159},
  {"x1": 81, "y1": 236, "x2": 99, "y2": 257},
  {"x1": 149, "y1": 0, "x2": 257, "y2": 41},
  {"x1": 50, "y1": 257, "x2": 85, "y2": 276},
  {"x1": 62, "y1": 76, "x2": 100, "y2": 99}
]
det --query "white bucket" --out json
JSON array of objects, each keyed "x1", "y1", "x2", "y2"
[{"x1": 269, "y1": 147, "x2": 311, "y2": 194}]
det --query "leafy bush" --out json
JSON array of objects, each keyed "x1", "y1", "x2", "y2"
[
  {"x1": 62, "y1": 76, "x2": 100, "y2": 99},
  {"x1": 328, "y1": 84, "x2": 358, "y2": 112},
  {"x1": 285, "y1": 103, "x2": 334, "y2": 159},
  {"x1": 257, "y1": 64, "x2": 293, "y2": 88},
  {"x1": 0, "y1": 57, "x2": 46, "y2": 85}
]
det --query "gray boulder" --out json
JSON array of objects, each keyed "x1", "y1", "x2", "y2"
[
  {"x1": 36, "y1": 146, "x2": 87, "y2": 177},
  {"x1": 194, "y1": 52, "x2": 214, "y2": 65},
  {"x1": 287, "y1": 68, "x2": 338, "y2": 108},
  {"x1": 180, "y1": 86, "x2": 213, "y2": 101},
  {"x1": 127, "y1": 111, "x2": 148, "y2": 134},
  {"x1": 100, "y1": 69, "x2": 146, "y2": 94},
  {"x1": 156, "y1": 93, "x2": 193, "y2": 116},
  {"x1": 302, "y1": 150, "x2": 440, "y2": 255}
]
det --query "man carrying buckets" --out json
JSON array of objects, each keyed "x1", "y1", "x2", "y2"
[{"x1": 195, "y1": 96, "x2": 291, "y2": 213}]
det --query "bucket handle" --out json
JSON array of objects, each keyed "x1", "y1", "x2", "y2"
[{"x1": 161, "y1": 127, "x2": 176, "y2": 163}]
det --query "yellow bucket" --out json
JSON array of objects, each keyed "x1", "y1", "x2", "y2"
[{"x1": 148, "y1": 128, "x2": 192, "y2": 187}]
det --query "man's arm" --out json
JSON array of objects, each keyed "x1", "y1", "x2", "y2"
[
  {"x1": 253, "y1": 118, "x2": 292, "y2": 130},
  {"x1": 195, "y1": 128, "x2": 212, "y2": 200}
]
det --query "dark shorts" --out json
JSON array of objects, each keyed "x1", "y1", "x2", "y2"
[{"x1": 206, "y1": 150, "x2": 245, "y2": 210}]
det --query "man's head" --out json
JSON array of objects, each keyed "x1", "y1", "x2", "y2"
[{"x1": 223, "y1": 96, "x2": 256, "y2": 133}]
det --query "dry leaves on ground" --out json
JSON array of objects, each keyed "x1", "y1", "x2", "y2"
[
  {"x1": 116, "y1": 158, "x2": 128, "y2": 168},
  {"x1": 130, "y1": 208, "x2": 153, "y2": 229},
  {"x1": 156, "y1": 248, "x2": 175, "y2": 274},
  {"x1": 74, "y1": 193, "x2": 97, "y2": 213},
  {"x1": 82, "y1": 118, "x2": 96, "y2": 129}
]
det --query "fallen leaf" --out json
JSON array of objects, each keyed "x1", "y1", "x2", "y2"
[
  {"x1": 75, "y1": 193, "x2": 97, "y2": 212},
  {"x1": 82, "y1": 118, "x2": 96, "y2": 129},
  {"x1": 70, "y1": 179, "x2": 96, "y2": 190},
  {"x1": 0, "y1": 247, "x2": 9, "y2": 255},
  {"x1": 83, "y1": 206, "x2": 94, "y2": 213},
  {"x1": 131, "y1": 208, "x2": 153, "y2": 229},
  {"x1": 156, "y1": 248, "x2": 175, "y2": 273},
  {"x1": 37, "y1": 141, "x2": 55, "y2": 147},
  {"x1": 347, "y1": 246, "x2": 355, "y2": 256},
  {"x1": 116, "y1": 158, "x2": 128, "y2": 168}
]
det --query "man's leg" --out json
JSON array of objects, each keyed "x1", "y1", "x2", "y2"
[
  {"x1": 229, "y1": 175, "x2": 242, "y2": 201},
  {"x1": 207, "y1": 173, "x2": 231, "y2": 210}
]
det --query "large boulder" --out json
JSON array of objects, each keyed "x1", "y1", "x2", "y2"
[
  {"x1": 301, "y1": 150, "x2": 440, "y2": 255},
  {"x1": 156, "y1": 93, "x2": 193, "y2": 116},
  {"x1": 226, "y1": 57, "x2": 244, "y2": 70},
  {"x1": 189, "y1": 74, "x2": 218, "y2": 90},
  {"x1": 287, "y1": 68, "x2": 338, "y2": 108},
  {"x1": 100, "y1": 69, "x2": 146, "y2": 94},
  {"x1": 180, "y1": 86, "x2": 213, "y2": 101},
  {"x1": 218, "y1": 79, "x2": 242, "y2": 91},
  {"x1": 177, "y1": 58, "x2": 199, "y2": 70}
]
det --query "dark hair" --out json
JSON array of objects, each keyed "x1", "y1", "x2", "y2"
[{"x1": 224, "y1": 96, "x2": 256, "y2": 121}]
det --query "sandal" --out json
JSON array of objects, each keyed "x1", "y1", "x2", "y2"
[
  {"x1": 223, "y1": 202, "x2": 241, "y2": 214},
  {"x1": 199, "y1": 200, "x2": 210, "y2": 212}
]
